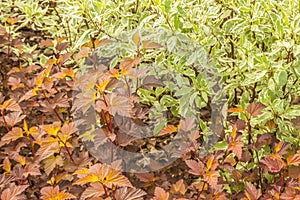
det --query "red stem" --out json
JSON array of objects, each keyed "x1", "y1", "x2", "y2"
[
  {"x1": 7, "y1": 26, "x2": 11, "y2": 64},
  {"x1": 42, "y1": 90, "x2": 64, "y2": 123},
  {"x1": 1, "y1": 110, "x2": 10, "y2": 132},
  {"x1": 25, "y1": 134, "x2": 35, "y2": 156},
  {"x1": 101, "y1": 182, "x2": 109, "y2": 198},
  {"x1": 56, "y1": 134, "x2": 75, "y2": 163},
  {"x1": 124, "y1": 76, "x2": 131, "y2": 96}
]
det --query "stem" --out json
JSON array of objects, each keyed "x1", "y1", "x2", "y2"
[
  {"x1": 42, "y1": 90, "x2": 64, "y2": 123},
  {"x1": 252, "y1": 146, "x2": 263, "y2": 189},
  {"x1": 134, "y1": 0, "x2": 139, "y2": 13},
  {"x1": 1, "y1": 110, "x2": 10, "y2": 132},
  {"x1": 98, "y1": 93, "x2": 115, "y2": 163},
  {"x1": 247, "y1": 117, "x2": 252, "y2": 145},
  {"x1": 101, "y1": 182, "x2": 109, "y2": 198},
  {"x1": 250, "y1": 82, "x2": 257, "y2": 103},
  {"x1": 124, "y1": 76, "x2": 131, "y2": 96},
  {"x1": 6, "y1": 26, "x2": 11, "y2": 64},
  {"x1": 279, "y1": 167, "x2": 286, "y2": 195},
  {"x1": 53, "y1": 7, "x2": 69, "y2": 39},
  {"x1": 86, "y1": 13, "x2": 122, "y2": 42},
  {"x1": 25, "y1": 134, "x2": 35, "y2": 156},
  {"x1": 197, "y1": 182, "x2": 206, "y2": 200},
  {"x1": 56, "y1": 134, "x2": 75, "y2": 163}
]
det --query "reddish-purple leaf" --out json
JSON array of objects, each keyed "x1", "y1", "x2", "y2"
[
  {"x1": 159, "y1": 124, "x2": 177, "y2": 136},
  {"x1": 185, "y1": 159, "x2": 205, "y2": 176},
  {"x1": 5, "y1": 111, "x2": 26, "y2": 127},
  {"x1": 153, "y1": 187, "x2": 169, "y2": 200},
  {"x1": 57, "y1": 52, "x2": 72, "y2": 65},
  {"x1": 39, "y1": 39, "x2": 53, "y2": 48},
  {"x1": 1, "y1": 99, "x2": 22, "y2": 112},
  {"x1": 246, "y1": 102, "x2": 266, "y2": 117},
  {"x1": 260, "y1": 156, "x2": 284, "y2": 173},
  {"x1": 40, "y1": 185, "x2": 75, "y2": 200},
  {"x1": 0, "y1": 184, "x2": 28, "y2": 200},
  {"x1": 56, "y1": 42, "x2": 69, "y2": 52},
  {"x1": 287, "y1": 154, "x2": 300, "y2": 166},
  {"x1": 179, "y1": 116, "x2": 196, "y2": 132},
  {"x1": 204, "y1": 170, "x2": 219, "y2": 188},
  {"x1": 132, "y1": 31, "x2": 141, "y2": 47},
  {"x1": 228, "y1": 140, "x2": 244, "y2": 160},
  {"x1": 80, "y1": 182, "x2": 105, "y2": 200},
  {"x1": 142, "y1": 40, "x2": 162, "y2": 49},
  {"x1": 75, "y1": 47, "x2": 90, "y2": 61},
  {"x1": 244, "y1": 182, "x2": 261, "y2": 200},
  {"x1": 1, "y1": 127, "x2": 23, "y2": 144},
  {"x1": 170, "y1": 179, "x2": 187, "y2": 195},
  {"x1": 115, "y1": 187, "x2": 146, "y2": 200}
]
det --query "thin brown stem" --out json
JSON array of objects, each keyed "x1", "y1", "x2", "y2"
[
  {"x1": 56, "y1": 134, "x2": 75, "y2": 163},
  {"x1": 25, "y1": 134, "x2": 35, "y2": 156},
  {"x1": 1, "y1": 110, "x2": 10, "y2": 132},
  {"x1": 42, "y1": 90, "x2": 64, "y2": 123},
  {"x1": 101, "y1": 182, "x2": 109, "y2": 198}
]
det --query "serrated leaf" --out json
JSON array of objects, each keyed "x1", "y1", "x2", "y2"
[
  {"x1": 154, "y1": 187, "x2": 169, "y2": 200},
  {"x1": 0, "y1": 99, "x2": 22, "y2": 112},
  {"x1": 179, "y1": 116, "x2": 196, "y2": 132},
  {"x1": 245, "y1": 182, "x2": 261, "y2": 200},
  {"x1": 43, "y1": 155, "x2": 64, "y2": 175},
  {"x1": 260, "y1": 155, "x2": 284, "y2": 173},
  {"x1": 158, "y1": 124, "x2": 177, "y2": 136},
  {"x1": 106, "y1": 93, "x2": 132, "y2": 117},
  {"x1": 6, "y1": 17, "x2": 20, "y2": 25},
  {"x1": 170, "y1": 179, "x2": 186, "y2": 195},
  {"x1": 204, "y1": 170, "x2": 218, "y2": 188},
  {"x1": 3, "y1": 157, "x2": 11, "y2": 173},
  {"x1": 57, "y1": 52, "x2": 72, "y2": 65},
  {"x1": 23, "y1": 162, "x2": 41, "y2": 177},
  {"x1": 56, "y1": 42, "x2": 68, "y2": 52},
  {"x1": 246, "y1": 102, "x2": 266, "y2": 117},
  {"x1": 115, "y1": 187, "x2": 146, "y2": 200},
  {"x1": 40, "y1": 185, "x2": 76, "y2": 200},
  {"x1": 40, "y1": 122, "x2": 61, "y2": 136},
  {"x1": 74, "y1": 173, "x2": 99, "y2": 185},
  {"x1": 287, "y1": 154, "x2": 300, "y2": 166},
  {"x1": 0, "y1": 184, "x2": 28, "y2": 200},
  {"x1": 120, "y1": 56, "x2": 140, "y2": 75},
  {"x1": 1, "y1": 127, "x2": 23, "y2": 143},
  {"x1": 5, "y1": 111, "x2": 25, "y2": 127},
  {"x1": 185, "y1": 160, "x2": 204, "y2": 176},
  {"x1": 228, "y1": 140, "x2": 244, "y2": 160},
  {"x1": 74, "y1": 163, "x2": 132, "y2": 188},
  {"x1": 80, "y1": 182, "x2": 105, "y2": 200}
]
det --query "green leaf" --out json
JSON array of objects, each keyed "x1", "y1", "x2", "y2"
[
  {"x1": 174, "y1": 14, "x2": 183, "y2": 30},
  {"x1": 154, "y1": 120, "x2": 167, "y2": 136},
  {"x1": 73, "y1": 29, "x2": 93, "y2": 50},
  {"x1": 160, "y1": 95, "x2": 178, "y2": 107},
  {"x1": 276, "y1": 70, "x2": 288, "y2": 87},
  {"x1": 167, "y1": 36, "x2": 177, "y2": 52},
  {"x1": 164, "y1": 0, "x2": 171, "y2": 13},
  {"x1": 175, "y1": 87, "x2": 194, "y2": 97},
  {"x1": 213, "y1": 141, "x2": 228, "y2": 151}
]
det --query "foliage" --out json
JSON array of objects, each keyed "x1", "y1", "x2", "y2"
[{"x1": 1, "y1": 0, "x2": 300, "y2": 199}]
